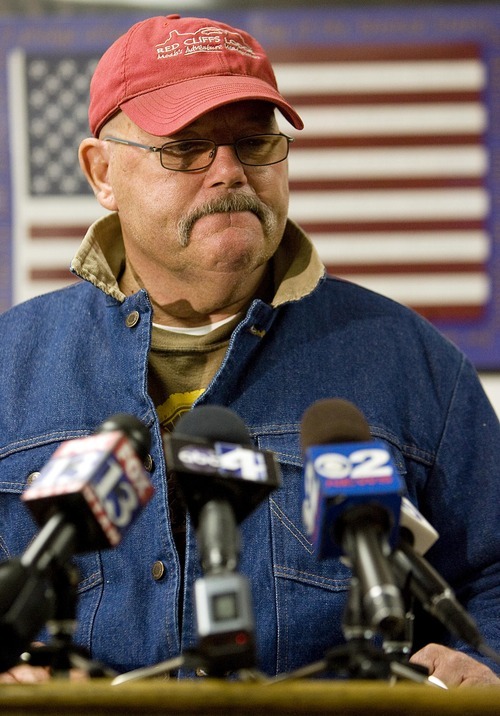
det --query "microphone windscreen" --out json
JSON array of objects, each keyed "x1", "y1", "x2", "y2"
[
  {"x1": 174, "y1": 405, "x2": 252, "y2": 445},
  {"x1": 98, "y1": 413, "x2": 151, "y2": 461},
  {"x1": 300, "y1": 398, "x2": 371, "y2": 452}
]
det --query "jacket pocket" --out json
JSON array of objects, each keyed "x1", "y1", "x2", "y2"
[
  {"x1": 256, "y1": 429, "x2": 409, "y2": 675},
  {"x1": 256, "y1": 431, "x2": 352, "y2": 674}
]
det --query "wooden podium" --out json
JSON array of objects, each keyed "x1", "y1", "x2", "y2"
[{"x1": 0, "y1": 680, "x2": 498, "y2": 715}]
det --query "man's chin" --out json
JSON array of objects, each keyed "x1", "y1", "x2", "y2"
[{"x1": 185, "y1": 212, "x2": 264, "y2": 244}]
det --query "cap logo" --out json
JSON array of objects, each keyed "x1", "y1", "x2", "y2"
[{"x1": 155, "y1": 25, "x2": 260, "y2": 60}]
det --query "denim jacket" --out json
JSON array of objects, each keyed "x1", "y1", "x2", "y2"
[{"x1": 0, "y1": 218, "x2": 498, "y2": 678}]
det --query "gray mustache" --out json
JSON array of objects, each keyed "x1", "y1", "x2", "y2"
[{"x1": 177, "y1": 194, "x2": 274, "y2": 246}]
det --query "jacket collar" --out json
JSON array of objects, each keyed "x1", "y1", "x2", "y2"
[{"x1": 70, "y1": 212, "x2": 325, "y2": 307}]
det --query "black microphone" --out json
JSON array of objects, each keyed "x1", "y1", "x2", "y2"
[
  {"x1": 166, "y1": 405, "x2": 280, "y2": 529},
  {"x1": 163, "y1": 405, "x2": 281, "y2": 674},
  {"x1": 301, "y1": 398, "x2": 405, "y2": 638},
  {"x1": 391, "y1": 506, "x2": 500, "y2": 665},
  {"x1": 0, "y1": 414, "x2": 153, "y2": 672},
  {"x1": 381, "y1": 499, "x2": 439, "y2": 657}
]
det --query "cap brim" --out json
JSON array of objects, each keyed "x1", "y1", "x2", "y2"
[{"x1": 118, "y1": 75, "x2": 304, "y2": 136}]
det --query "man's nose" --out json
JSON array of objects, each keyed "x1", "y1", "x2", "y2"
[{"x1": 206, "y1": 144, "x2": 247, "y2": 185}]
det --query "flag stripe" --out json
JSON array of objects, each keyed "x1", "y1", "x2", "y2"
[
  {"x1": 299, "y1": 220, "x2": 486, "y2": 231},
  {"x1": 30, "y1": 268, "x2": 78, "y2": 281},
  {"x1": 292, "y1": 135, "x2": 483, "y2": 148},
  {"x1": 30, "y1": 225, "x2": 89, "y2": 239},
  {"x1": 313, "y1": 231, "x2": 489, "y2": 263},
  {"x1": 333, "y1": 294, "x2": 487, "y2": 323},
  {"x1": 334, "y1": 272, "x2": 489, "y2": 305},
  {"x1": 289, "y1": 145, "x2": 487, "y2": 178},
  {"x1": 325, "y1": 262, "x2": 484, "y2": 275},
  {"x1": 276, "y1": 60, "x2": 485, "y2": 95},
  {"x1": 286, "y1": 104, "x2": 486, "y2": 136},
  {"x1": 285, "y1": 91, "x2": 483, "y2": 105},
  {"x1": 289, "y1": 189, "x2": 489, "y2": 221},
  {"x1": 290, "y1": 179, "x2": 484, "y2": 190},
  {"x1": 401, "y1": 305, "x2": 483, "y2": 321},
  {"x1": 269, "y1": 42, "x2": 482, "y2": 63}
]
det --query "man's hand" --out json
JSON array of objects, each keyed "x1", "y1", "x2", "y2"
[
  {"x1": 0, "y1": 642, "x2": 89, "y2": 683},
  {"x1": 0, "y1": 663, "x2": 51, "y2": 684},
  {"x1": 0, "y1": 662, "x2": 88, "y2": 684},
  {"x1": 410, "y1": 643, "x2": 500, "y2": 687}
]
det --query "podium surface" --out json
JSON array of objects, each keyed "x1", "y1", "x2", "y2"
[{"x1": 0, "y1": 680, "x2": 498, "y2": 715}]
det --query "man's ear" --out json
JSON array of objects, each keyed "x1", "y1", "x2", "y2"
[{"x1": 78, "y1": 137, "x2": 118, "y2": 211}]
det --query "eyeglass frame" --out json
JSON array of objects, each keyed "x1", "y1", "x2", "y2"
[{"x1": 102, "y1": 133, "x2": 294, "y2": 172}]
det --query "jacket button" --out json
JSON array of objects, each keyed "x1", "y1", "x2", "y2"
[
  {"x1": 144, "y1": 454, "x2": 154, "y2": 472},
  {"x1": 26, "y1": 471, "x2": 41, "y2": 485},
  {"x1": 125, "y1": 310, "x2": 140, "y2": 328},
  {"x1": 249, "y1": 325, "x2": 266, "y2": 338},
  {"x1": 151, "y1": 561, "x2": 166, "y2": 581}
]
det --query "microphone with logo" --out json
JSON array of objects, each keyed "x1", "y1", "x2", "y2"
[
  {"x1": 301, "y1": 398, "x2": 405, "y2": 646},
  {"x1": 0, "y1": 414, "x2": 153, "y2": 674},
  {"x1": 164, "y1": 405, "x2": 281, "y2": 677}
]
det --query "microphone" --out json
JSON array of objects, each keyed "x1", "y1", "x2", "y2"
[
  {"x1": 21, "y1": 413, "x2": 153, "y2": 552},
  {"x1": 165, "y1": 405, "x2": 280, "y2": 529},
  {"x1": 399, "y1": 497, "x2": 439, "y2": 556},
  {"x1": 381, "y1": 498, "x2": 438, "y2": 657},
  {"x1": 391, "y1": 502, "x2": 499, "y2": 663},
  {"x1": 0, "y1": 414, "x2": 153, "y2": 672},
  {"x1": 164, "y1": 405, "x2": 281, "y2": 674},
  {"x1": 301, "y1": 398, "x2": 405, "y2": 638}
]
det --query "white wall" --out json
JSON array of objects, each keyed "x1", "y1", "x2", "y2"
[{"x1": 479, "y1": 373, "x2": 500, "y2": 418}]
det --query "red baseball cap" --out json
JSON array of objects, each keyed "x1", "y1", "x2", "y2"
[{"x1": 89, "y1": 14, "x2": 304, "y2": 137}]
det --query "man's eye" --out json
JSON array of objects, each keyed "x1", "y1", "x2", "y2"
[
  {"x1": 241, "y1": 137, "x2": 268, "y2": 150},
  {"x1": 165, "y1": 141, "x2": 208, "y2": 156}
]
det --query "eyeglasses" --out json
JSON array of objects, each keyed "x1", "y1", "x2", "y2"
[{"x1": 102, "y1": 133, "x2": 293, "y2": 172}]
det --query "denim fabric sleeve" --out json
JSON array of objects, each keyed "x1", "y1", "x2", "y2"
[{"x1": 416, "y1": 354, "x2": 500, "y2": 671}]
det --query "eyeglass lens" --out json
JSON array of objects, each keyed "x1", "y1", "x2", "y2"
[{"x1": 159, "y1": 134, "x2": 290, "y2": 171}]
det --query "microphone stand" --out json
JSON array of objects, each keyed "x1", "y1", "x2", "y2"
[
  {"x1": 20, "y1": 563, "x2": 116, "y2": 679},
  {"x1": 267, "y1": 577, "x2": 445, "y2": 687},
  {"x1": 0, "y1": 512, "x2": 115, "y2": 678},
  {"x1": 111, "y1": 651, "x2": 267, "y2": 686},
  {"x1": 113, "y1": 500, "x2": 267, "y2": 686}
]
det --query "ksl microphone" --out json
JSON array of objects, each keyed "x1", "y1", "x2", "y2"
[
  {"x1": 399, "y1": 497, "x2": 439, "y2": 557},
  {"x1": 381, "y1": 498, "x2": 439, "y2": 657},
  {"x1": 0, "y1": 414, "x2": 153, "y2": 673},
  {"x1": 164, "y1": 405, "x2": 281, "y2": 675},
  {"x1": 301, "y1": 398, "x2": 405, "y2": 638},
  {"x1": 392, "y1": 502, "x2": 500, "y2": 665}
]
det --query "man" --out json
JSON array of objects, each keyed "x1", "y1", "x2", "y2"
[{"x1": 0, "y1": 14, "x2": 498, "y2": 686}]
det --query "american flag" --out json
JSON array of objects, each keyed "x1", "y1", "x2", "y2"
[{"x1": 9, "y1": 42, "x2": 490, "y2": 322}]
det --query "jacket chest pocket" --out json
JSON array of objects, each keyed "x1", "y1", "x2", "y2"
[{"x1": 256, "y1": 432, "x2": 353, "y2": 674}]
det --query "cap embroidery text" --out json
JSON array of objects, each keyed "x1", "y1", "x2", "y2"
[{"x1": 155, "y1": 26, "x2": 260, "y2": 60}]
